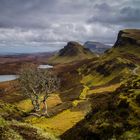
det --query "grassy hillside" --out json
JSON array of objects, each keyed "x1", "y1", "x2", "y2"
[
  {"x1": 0, "y1": 100, "x2": 58, "y2": 140},
  {"x1": 0, "y1": 116, "x2": 58, "y2": 140},
  {"x1": 61, "y1": 29, "x2": 140, "y2": 139},
  {"x1": 61, "y1": 76, "x2": 140, "y2": 140}
]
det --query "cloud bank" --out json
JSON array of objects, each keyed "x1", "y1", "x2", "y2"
[{"x1": 0, "y1": 0, "x2": 140, "y2": 52}]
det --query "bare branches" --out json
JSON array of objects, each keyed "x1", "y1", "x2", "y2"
[{"x1": 17, "y1": 64, "x2": 60, "y2": 115}]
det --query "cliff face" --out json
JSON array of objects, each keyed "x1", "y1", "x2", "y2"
[{"x1": 114, "y1": 29, "x2": 140, "y2": 47}]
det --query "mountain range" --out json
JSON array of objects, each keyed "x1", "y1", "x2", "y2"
[{"x1": 84, "y1": 41, "x2": 111, "y2": 53}]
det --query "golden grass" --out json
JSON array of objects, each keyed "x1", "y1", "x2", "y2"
[
  {"x1": 16, "y1": 99, "x2": 33, "y2": 112},
  {"x1": 25, "y1": 109, "x2": 86, "y2": 136},
  {"x1": 16, "y1": 94, "x2": 62, "y2": 113},
  {"x1": 13, "y1": 93, "x2": 89, "y2": 136},
  {"x1": 46, "y1": 94, "x2": 62, "y2": 108},
  {"x1": 88, "y1": 83, "x2": 120, "y2": 95},
  {"x1": 81, "y1": 71, "x2": 118, "y2": 87},
  {"x1": 16, "y1": 93, "x2": 87, "y2": 136}
]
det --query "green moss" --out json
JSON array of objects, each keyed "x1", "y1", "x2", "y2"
[
  {"x1": 48, "y1": 52, "x2": 94, "y2": 64},
  {"x1": 120, "y1": 130, "x2": 140, "y2": 140},
  {"x1": 0, "y1": 100, "x2": 24, "y2": 119},
  {"x1": 0, "y1": 117, "x2": 8, "y2": 127},
  {"x1": 0, "y1": 117, "x2": 58, "y2": 140},
  {"x1": 81, "y1": 74, "x2": 94, "y2": 86},
  {"x1": 0, "y1": 117, "x2": 23, "y2": 140},
  {"x1": 0, "y1": 127, "x2": 23, "y2": 140}
]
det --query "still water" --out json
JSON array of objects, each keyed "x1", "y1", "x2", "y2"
[{"x1": 0, "y1": 75, "x2": 18, "y2": 82}]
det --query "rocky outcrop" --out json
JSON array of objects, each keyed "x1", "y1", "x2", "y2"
[
  {"x1": 114, "y1": 29, "x2": 140, "y2": 47},
  {"x1": 58, "y1": 41, "x2": 92, "y2": 57},
  {"x1": 48, "y1": 41, "x2": 95, "y2": 64}
]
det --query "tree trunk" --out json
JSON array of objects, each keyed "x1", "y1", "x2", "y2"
[
  {"x1": 42, "y1": 95, "x2": 50, "y2": 117},
  {"x1": 35, "y1": 96, "x2": 40, "y2": 111},
  {"x1": 42, "y1": 100, "x2": 49, "y2": 117},
  {"x1": 31, "y1": 100, "x2": 36, "y2": 111},
  {"x1": 31, "y1": 96, "x2": 40, "y2": 112}
]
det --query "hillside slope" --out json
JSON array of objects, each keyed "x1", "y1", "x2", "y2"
[
  {"x1": 62, "y1": 76, "x2": 140, "y2": 140},
  {"x1": 48, "y1": 41, "x2": 96, "y2": 64},
  {"x1": 61, "y1": 29, "x2": 140, "y2": 139},
  {"x1": 0, "y1": 100, "x2": 58, "y2": 140}
]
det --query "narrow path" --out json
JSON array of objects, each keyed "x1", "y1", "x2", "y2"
[{"x1": 96, "y1": 54, "x2": 100, "y2": 57}]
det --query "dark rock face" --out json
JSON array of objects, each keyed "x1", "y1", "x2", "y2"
[
  {"x1": 59, "y1": 42, "x2": 79, "y2": 56},
  {"x1": 114, "y1": 30, "x2": 140, "y2": 47},
  {"x1": 58, "y1": 41, "x2": 92, "y2": 56},
  {"x1": 135, "y1": 94, "x2": 140, "y2": 106}
]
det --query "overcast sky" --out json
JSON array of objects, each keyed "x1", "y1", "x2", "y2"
[{"x1": 0, "y1": 0, "x2": 140, "y2": 53}]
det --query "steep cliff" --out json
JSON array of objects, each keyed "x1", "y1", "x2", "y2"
[{"x1": 114, "y1": 29, "x2": 140, "y2": 47}]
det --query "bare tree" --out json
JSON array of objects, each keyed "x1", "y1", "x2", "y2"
[{"x1": 17, "y1": 64, "x2": 60, "y2": 116}]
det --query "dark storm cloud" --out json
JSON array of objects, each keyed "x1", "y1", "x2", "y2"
[
  {"x1": 0, "y1": 0, "x2": 91, "y2": 29},
  {"x1": 88, "y1": 2, "x2": 140, "y2": 27},
  {"x1": 0, "y1": 0, "x2": 54, "y2": 28},
  {"x1": 120, "y1": 7, "x2": 140, "y2": 22},
  {"x1": 0, "y1": 0, "x2": 139, "y2": 46}
]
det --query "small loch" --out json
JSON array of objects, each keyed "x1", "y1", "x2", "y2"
[
  {"x1": 38, "y1": 64, "x2": 53, "y2": 69},
  {"x1": 0, "y1": 65, "x2": 53, "y2": 83},
  {"x1": 0, "y1": 75, "x2": 18, "y2": 83}
]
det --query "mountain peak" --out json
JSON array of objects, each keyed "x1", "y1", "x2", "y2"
[
  {"x1": 48, "y1": 41, "x2": 95, "y2": 64},
  {"x1": 58, "y1": 41, "x2": 92, "y2": 57},
  {"x1": 114, "y1": 29, "x2": 140, "y2": 47},
  {"x1": 67, "y1": 41, "x2": 81, "y2": 46}
]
